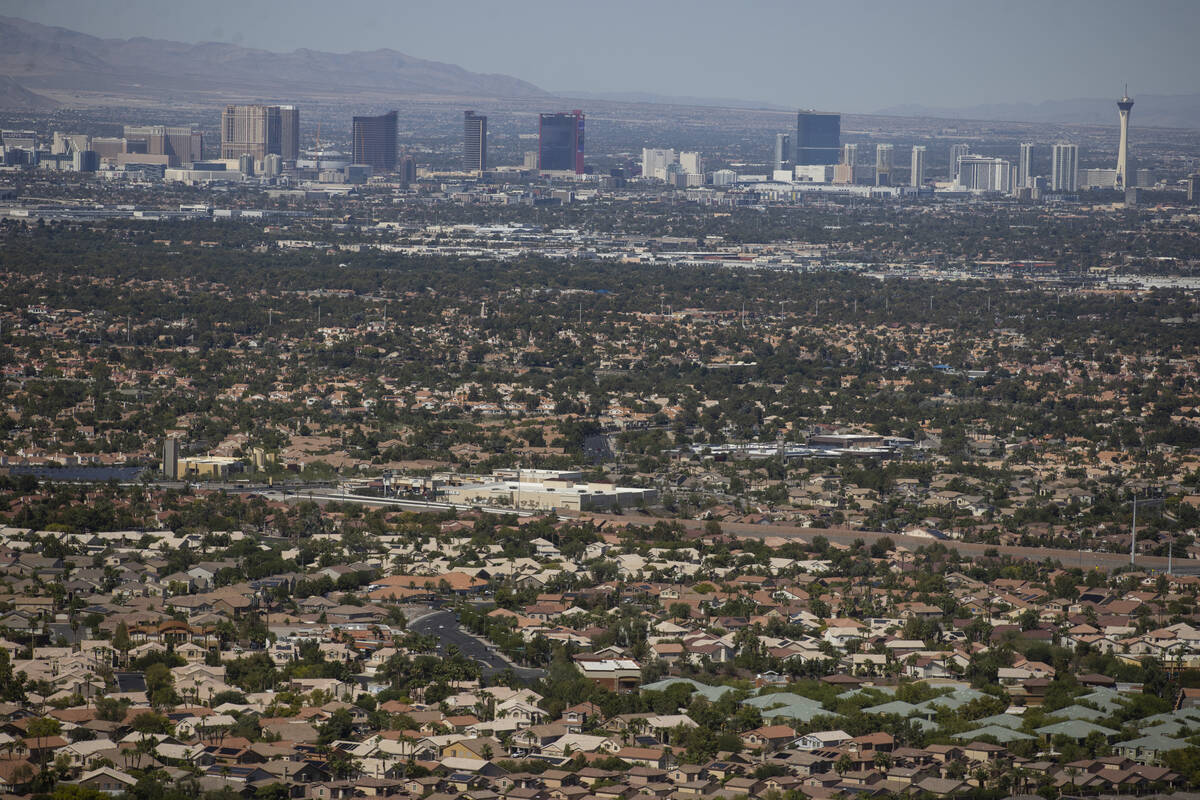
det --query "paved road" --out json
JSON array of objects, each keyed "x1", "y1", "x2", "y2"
[
  {"x1": 573, "y1": 512, "x2": 1186, "y2": 574},
  {"x1": 268, "y1": 489, "x2": 1186, "y2": 574},
  {"x1": 255, "y1": 489, "x2": 536, "y2": 517},
  {"x1": 408, "y1": 609, "x2": 546, "y2": 683}
]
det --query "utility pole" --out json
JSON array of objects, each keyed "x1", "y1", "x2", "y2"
[
  {"x1": 1130, "y1": 495, "x2": 1139, "y2": 566},
  {"x1": 1130, "y1": 492, "x2": 1164, "y2": 567}
]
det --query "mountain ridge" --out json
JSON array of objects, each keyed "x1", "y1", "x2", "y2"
[
  {"x1": 0, "y1": 75, "x2": 60, "y2": 111},
  {"x1": 0, "y1": 15, "x2": 550, "y2": 106}
]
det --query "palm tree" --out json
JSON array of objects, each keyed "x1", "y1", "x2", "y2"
[
  {"x1": 1066, "y1": 765, "x2": 1079, "y2": 793},
  {"x1": 26, "y1": 717, "x2": 60, "y2": 777}
]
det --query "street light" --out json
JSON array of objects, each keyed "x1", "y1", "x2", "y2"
[{"x1": 1129, "y1": 492, "x2": 1165, "y2": 567}]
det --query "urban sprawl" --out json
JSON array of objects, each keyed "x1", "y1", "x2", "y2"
[{"x1": 1, "y1": 68, "x2": 1200, "y2": 800}]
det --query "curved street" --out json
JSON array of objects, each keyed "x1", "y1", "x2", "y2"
[{"x1": 408, "y1": 608, "x2": 546, "y2": 683}]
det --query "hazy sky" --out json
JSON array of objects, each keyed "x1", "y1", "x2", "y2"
[{"x1": 8, "y1": 0, "x2": 1199, "y2": 111}]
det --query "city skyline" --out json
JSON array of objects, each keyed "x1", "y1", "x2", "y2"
[{"x1": 4, "y1": 0, "x2": 1198, "y2": 113}]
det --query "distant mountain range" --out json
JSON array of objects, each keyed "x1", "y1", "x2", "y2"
[
  {"x1": 0, "y1": 74, "x2": 59, "y2": 111},
  {"x1": 561, "y1": 90, "x2": 789, "y2": 112},
  {"x1": 2, "y1": 15, "x2": 1198, "y2": 131},
  {"x1": 0, "y1": 15, "x2": 549, "y2": 107},
  {"x1": 876, "y1": 94, "x2": 1200, "y2": 129}
]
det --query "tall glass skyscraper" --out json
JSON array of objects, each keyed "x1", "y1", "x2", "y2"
[
  {"x1": 463, "y1": 111, "x2": 487, "y2": 172},
  {"x1": 352, "y1": 110, "x2": 398, "y2": 172},
  {"x1": 538, "y1": 111, "x2": 585, "y2": 173},
  {"x1": 794, "y1": 111, "x2": 840, "y2": 166},
  {"x1": 279, "y1": 105, "x2": 300, "y2": 162}
]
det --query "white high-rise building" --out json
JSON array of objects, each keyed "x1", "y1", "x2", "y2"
[
  {"x1": 909, "y1": 146, "x2": 926, "y2": 187},
  {"x1": 773, "y1": 133, "x2": 790, "y2": 171},
  {"x1": 957, "y1": 155, "x2": 1011, "y2": 193},
  {"x1": 875, "y1": 143, "x2": 893, "y2": 186},
  {"x1": 842, "y1": 143, "x2": 858, "y2": 167},
  {"x1": 949, "y1": 143, "x2": 970, "y2": 180},
  {"x1": 679, "y1": 151, "x2": 703, "y2": 174},
  {"x1": 1018, "y1": 142, "x2": 1034, "y2": 188},
  {"x1": 641, "y1": 148, "x2": 676, "y2": 179},
  {"x1": 711, "y1": 169, "x2": 737, "y2": 186},
  {"x1": 1051, "y1": 143, "x2": 1078, "y2": 192}
]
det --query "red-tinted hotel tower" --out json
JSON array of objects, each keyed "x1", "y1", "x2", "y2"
[{"x1": 538, "y1": 110, "x2": 585, "y2": 174}]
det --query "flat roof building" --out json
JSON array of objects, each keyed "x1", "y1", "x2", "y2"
[
  {"x1": 795, "y1": 111, "x2": 840, "y2": 166},
  {"x1": 910, "y1": 145, "x2": 926, "y2": 187},
  {"x1": 958, "y1": 155, "x2": 1012, "y2": 193},
  {"x1": 463, "y1": 111, "x2": 487, "y2": 173},
  {"x1": 773, "y1": 133, "x2": 791, "y2": 172},
  {"x1": 1051, "y1": 143, "x2": 1079, "y2": 193},
  {"x1": 439, "y1": 469, "x2": 654, "y2": 512},
  {"x1": 539, "y1": 111, "x2": 585, "y2": 174},
  {"x1": 875, "y1": 143, "x2": 893, "y2": 186},
  {"x1": 949, "y1": 143, "x2": 970, "y2": 181},
  {"x1": 124, "y1": 125, "x2": 203, "y2": 167},
  {"x1": 352, "y1": 110, "x2": 398, "y2": 172},
  {"x1": 222, "y1": 104, "x2": 286, "y2": 161},
  {"x1": 642, "y1": 148, "x2": 676, "y2": 180},
  {"x1": 1018, "y1": 142, "x2": 1034, "y2": 189}
]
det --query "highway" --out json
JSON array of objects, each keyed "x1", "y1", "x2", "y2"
[
  {"x1": 570, "y1": 512, "x2": 1188, "y2": 575},
  {"x1": 87, "y1": 475, "x2": 1184, "y2": 575},
  {"x1": 254, "y1": 489, "x2": 1183, "y2": 574},
  {"x1": 250, "y1": 488, "x2": 536, "y2": 517},
  {"x1": 408, "y1": 608, "x2": 546, "y2": 683}
]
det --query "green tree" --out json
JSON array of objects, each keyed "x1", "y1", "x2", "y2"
[
  {"x1": 0, "y1": 648, "x2": 25, "y2": 702},
  {"x1": 112, "y1": 621, "x2": 133, "y2": 667},
  {"x1": 317, "y1": 708, "x2": 355, "y2": 745},
  {"x1": 28, "y1": 716, "x2": 62, "y2": 776}
]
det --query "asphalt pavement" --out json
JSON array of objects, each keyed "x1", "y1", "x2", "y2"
[
  {"x1": 408, "y1": 609, "x2": 545, "y2": 683},
  {"x1": 574, "y1": 512, "x2": 1186, "y2": 574}
]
